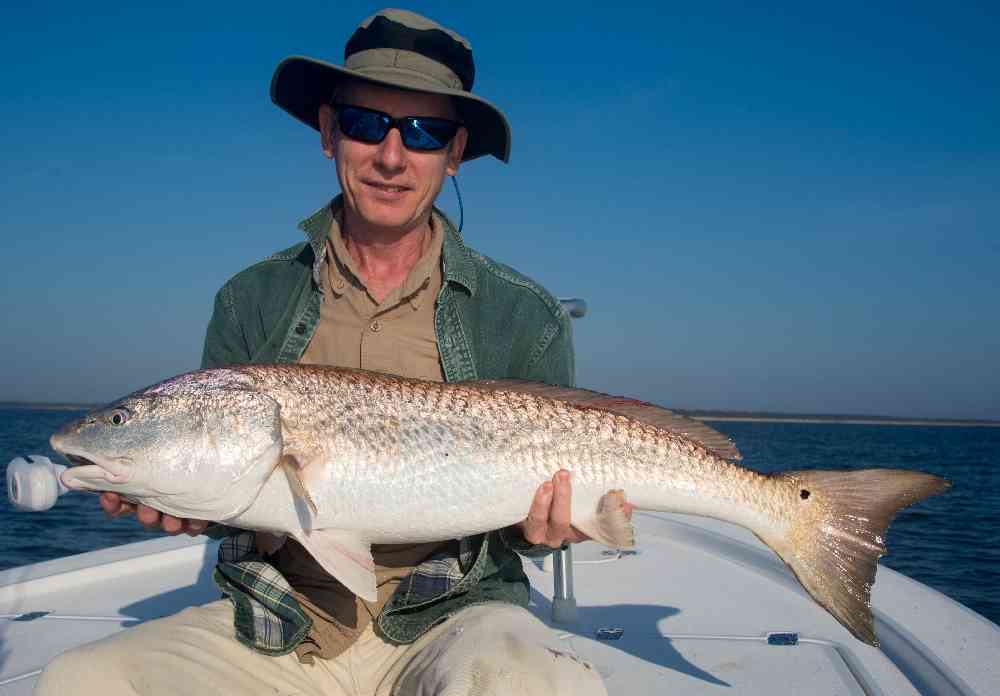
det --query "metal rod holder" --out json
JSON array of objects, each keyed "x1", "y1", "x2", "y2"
[
  {"x1": 551, "y1": 544, "x2": 578, "y2": 624},
  {"x1": 557, "y1": 298, "x2": 588, "y2": 318}
]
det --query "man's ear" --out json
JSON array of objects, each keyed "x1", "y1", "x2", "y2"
[
  {"x1": 318, "y1": 104, "x2": 336, "y2": 159},
  {"x1": 446, "y1": 127, "x2": 468, "y2": 176}
]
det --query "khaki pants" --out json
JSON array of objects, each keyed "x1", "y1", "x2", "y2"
[{"x1": 35, "y1": 600, "x2": 606, "y2": 696}]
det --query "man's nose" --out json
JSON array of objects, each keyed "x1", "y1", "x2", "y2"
[{"x1": 374, "y1": 127, "x2": 406, "y2": 173}]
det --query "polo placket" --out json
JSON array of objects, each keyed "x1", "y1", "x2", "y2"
[{"x1": 300, "y1": 211, "x2": 445, "y2": 383}]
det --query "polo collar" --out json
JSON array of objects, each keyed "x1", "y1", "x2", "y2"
[{"x1": 298, "y1": 196, "x2": 478, "y2": 297}]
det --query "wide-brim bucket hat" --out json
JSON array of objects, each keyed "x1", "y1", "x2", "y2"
[{"x1": 270, "y1": 9, "x2": 510, "y2": 163}]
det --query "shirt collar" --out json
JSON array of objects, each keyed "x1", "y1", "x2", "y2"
[{"x1": 298, "y1": 196, "x2": 478, "y2": 297}]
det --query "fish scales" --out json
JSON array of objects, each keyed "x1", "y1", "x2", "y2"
[{"x1": 221, "y1": 366, "x2": 793, "y2": 551}]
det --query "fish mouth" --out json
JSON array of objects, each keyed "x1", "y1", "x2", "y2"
[
  {"x1": 57, "y1": 449, "x2": 134, "y2": 491},
  {"x1": 65, "y1": 453, "x2": 95, "y2": 468}
]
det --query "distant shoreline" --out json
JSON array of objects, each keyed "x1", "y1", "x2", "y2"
[
  {"x1": 690, "y1": 415, "x2": 1000, "y2": 427},
  {"x1": 2, "y1": 401, "x2": 997, "y2": 427},
  {"x1": 0, "y1": 402, "x2": 97, "y2": 412}
]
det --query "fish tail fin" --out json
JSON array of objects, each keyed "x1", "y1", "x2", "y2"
[{"x1": 764, "y1": 468, "x2": 949, "y2": 647}]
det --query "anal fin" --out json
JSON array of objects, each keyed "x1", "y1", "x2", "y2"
[
  {"x1": 290, "y1": 529, "x2": 377, "y2": 601},
  {"x1": 574, "y1": 489, "x2": 636, "y2": 548}
]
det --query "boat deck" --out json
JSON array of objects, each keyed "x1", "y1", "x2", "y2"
[{"x1": 2, "y1": 512, "x2": 997, "y2": 694}]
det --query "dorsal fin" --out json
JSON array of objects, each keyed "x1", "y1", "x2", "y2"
[{"x1": 462, "y1": 379, "x2": 741, "y2": 461}]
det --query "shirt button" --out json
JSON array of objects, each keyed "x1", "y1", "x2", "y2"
[
  {"x1": 333, "y1": 278, "x2": 345, "y2": 291},
  {"x1": 369, "y1": 320, "x2": 381, "y2": 333},
  {"x1": 294, "y1": 323, "x2": 307, "y2": 335}
]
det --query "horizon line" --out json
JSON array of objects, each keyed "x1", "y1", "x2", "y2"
[{"x1": 1, "y1": 400, "x2": 996, "y2": 427}]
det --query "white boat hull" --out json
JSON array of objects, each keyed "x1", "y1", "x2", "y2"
[{"x1": 1, "y1": 512, "x2": 997, "y2": 695}]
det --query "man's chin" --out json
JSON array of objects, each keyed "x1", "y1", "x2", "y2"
[{"x1": 355, "y1": 203, "x2": 422, "y2": 234}]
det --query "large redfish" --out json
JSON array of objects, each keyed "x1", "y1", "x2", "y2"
[{"x1": 50, "y1": 364, "x2": 948, "y2": 646}]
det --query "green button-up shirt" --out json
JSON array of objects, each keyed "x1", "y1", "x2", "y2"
[{"x1": 203, "y1": 198, "x2": 574, "y2": 651}]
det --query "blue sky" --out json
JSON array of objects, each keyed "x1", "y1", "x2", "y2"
[{"x1": 1, "y1": 1, "x2": 997, "y2": 419}]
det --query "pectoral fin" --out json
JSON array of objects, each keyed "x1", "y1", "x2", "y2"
[
  {"x1": 572, "y1": 489, "x2": 636, "y2": 549},
  {"x1": 280, "y1": 454, "x2": 318, "y2": 516},
  {"x1": 290, "y1": 529, "x2": 376, "y2": 601}
]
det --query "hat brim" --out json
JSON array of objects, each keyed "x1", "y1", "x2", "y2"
[{"x1": 270, "y1": 56, "x2": 511, "y2": 163}]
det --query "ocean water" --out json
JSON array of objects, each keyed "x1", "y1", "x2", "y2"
[{"x1": 1, "y1": 408, "x2": 998, "y2": 626}]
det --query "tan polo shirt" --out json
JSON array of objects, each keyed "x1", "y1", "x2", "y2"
[{"x1": 281, "y1": 210, "x2": 451, "y2": 662}]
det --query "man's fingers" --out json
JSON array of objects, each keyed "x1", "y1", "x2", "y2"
[
  {"x1": 136, "y1": 504, "x2": 161, "y2": 528},
  {"x1": 546, "y1": 470, "x2": 573, "y2": 547},
  {"x1": 185, "y1": 520, "x2": 209, "y2": 537},
  {"x1": 100, "y1": 492, "x2": 123, "y2": 515},
  {"x1": 520, "y1": 470, "x2": 611, "y2": 547},
  {"x1": 522, "y1": 481, "x2": 553, "y2": 544},
  {"x1": 100, "y1": 492, "x2": 121, "y2": 515},
  {"x1": 100, "y1": 492, "x2": 134, "y2": 517},
  {"x1": 160, "y1": 514, "x2": 184, "y2": 535},
  {"x1": 100, "y1": 493, "x2": 206, "y2": 535}
]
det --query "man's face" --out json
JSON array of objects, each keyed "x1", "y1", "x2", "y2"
[{"x1": 319, "y1": 82, "x2": 467, "y2": 236}]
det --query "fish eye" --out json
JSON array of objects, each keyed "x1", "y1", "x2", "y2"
[{"x1": 109, "y1": 409, "x2": 129, "y2": 426}]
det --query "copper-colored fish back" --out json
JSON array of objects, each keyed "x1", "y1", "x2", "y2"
[{"x1": 463, "y1": 379, "x2": 741, "y2": 461}]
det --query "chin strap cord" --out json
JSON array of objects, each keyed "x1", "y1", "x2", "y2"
[{"x1": 451, "y1": 175, "x2": 464, "y2": 233}]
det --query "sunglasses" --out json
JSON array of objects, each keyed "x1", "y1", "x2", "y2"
[{"x1": 333, "y1": 104, "x2": 462, "y2": 151}]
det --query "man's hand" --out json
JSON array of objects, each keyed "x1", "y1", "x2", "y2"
[
  {"x1": 100, "y1": 492, "x2": 209, "y2": 537},
  {"x1": 514, "y1": 470, "x2": 634, "y2": 548}
]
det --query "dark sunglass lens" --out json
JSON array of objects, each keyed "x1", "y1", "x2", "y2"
[
  {"x1": 404, "y1": 117, "x2": 459, "y2": 150},
  {"x1": 338, "y1": 106, "x2": 389, "y2": 144}
]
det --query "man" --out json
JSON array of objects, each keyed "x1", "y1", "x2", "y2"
[{"x1": 37, "y1": 9, "x2": 607, "y2": 695}]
